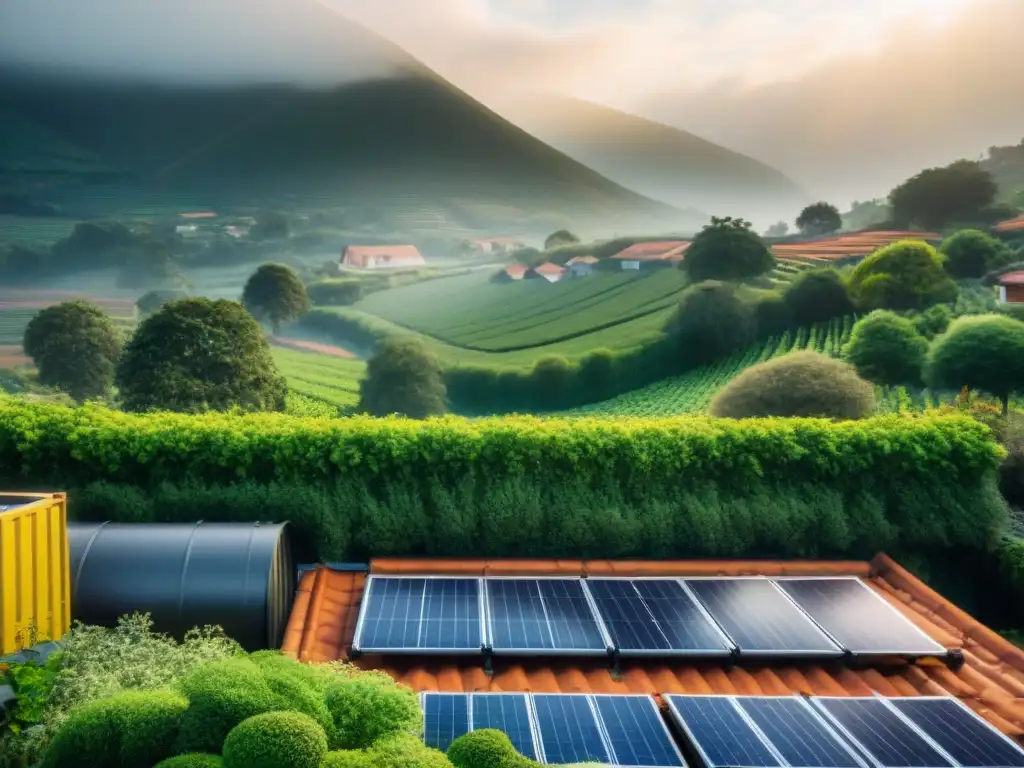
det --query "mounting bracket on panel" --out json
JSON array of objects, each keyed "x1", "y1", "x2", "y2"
[
  {"x1": 482, "y1": 646, "x2": 494, "y2": 677},
  {"x1": 725, "y1": 647, "x2": 741, "y2": 669},
  {"x1": 607, "y1": 648, "x2": 620, "y2": 680},
  {"x1": 943, "y1": 648, "x2": 965, "y2": 672}
]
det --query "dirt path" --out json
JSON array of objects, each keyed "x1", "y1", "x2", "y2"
[{"x1": 269, "y1": 336, "x2": 357, "y2": 359}]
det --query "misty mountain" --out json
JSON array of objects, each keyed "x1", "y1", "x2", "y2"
[
  {"x1": 0, "y1": 1, "x2": 701, "y2": 234},
  {"x1": 493, "y1": 94, "x2": 807, "y2": 222}
]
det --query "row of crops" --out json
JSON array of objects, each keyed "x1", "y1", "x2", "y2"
[
  {"x1": 270, "y1": 347, "x2": 366, "y2": 410},
  {"x1": 0, "y1": 300, "x2": 137, "y2": 346}
]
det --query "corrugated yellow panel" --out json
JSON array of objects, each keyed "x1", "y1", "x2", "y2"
[{"x1": 0, "y1": 492, "x2": 70, "y2": 655}]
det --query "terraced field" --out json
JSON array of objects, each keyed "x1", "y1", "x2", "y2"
[
  {"x1": 0, "y1": 291, "x2": 137, "y2": 346},
  {"x1": 270, "y1": 346, "x2": 365, "y2": 411}
]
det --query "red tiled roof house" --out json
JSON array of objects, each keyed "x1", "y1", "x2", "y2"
[
  {"x1": 342, "y1": 245, "x2": 426, "y2": 270},
  {"x1": 610, "y1": 241, "x2": 690, "y2": 270}
]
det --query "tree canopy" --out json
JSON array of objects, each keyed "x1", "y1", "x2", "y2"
[
  {"x1": 846, "y1": 239, "x2": 958, "y2": 311},
  {"x1": 763, "y1": 222, "x2": 789, "y2": 238},
  {"x1": 358, "y1": 338, "x2": 446, "y2": 419},
  {"x1": 667, "y1": 280, "x2": 755, "y2": 366},
  {"x1": 116, "y1": 298, "x2": 287, "y2": 413},
  {"x1": 843, "y1": 310, "x2": 928, "y2": 388},
  {"x1": 783, "y1": 267, "x2": 854, "y2": 326},
  {"x1": 683, "y1": 216, "x2": 775, "y2": 282},
  {"x1": 925, "y1": 314, "x2": 1024, "y2": 415},
  {"x1": 795, "y1": 202, "x2": 842, "y2": 236},
  {"x1": 939, "y1": 228, "x2": 1012, "y2": 279},
  {"x1": 137, "y1": 288, "x2": 190, "y2": 316},
  {"x1": 242, "y1": 263, "x2": 310, "y2": 333},
  {"x1": 544, "y1": 229, "x2": 579, "y2": 250},
  {"x1": 709, "y1": 351, "x2": 875, "y2": 419},
  {"x1": 890, "y1": 160, "x2": 997, "y2": 230},
  {"x1": 22, "y1": 300, "x2": 123, "y2": 402}
]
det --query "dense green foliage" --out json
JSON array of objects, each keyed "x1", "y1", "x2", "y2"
[
  {"x1": 544, "y1": 229, "x2": 579, "y2": 249},
  {"x1": 912, "y1": 304, "x2": 953, "y2": 339},
  {"x1": 0, "y1": 398, "x2": 1006, "y2": 562},
  {"x1": 308, "y1": 279, "x2": 363, "y2": 307},
  {"x1": 154, "y1": 754, "x2": 224, "y2": 768},
  {"x1": 322, "y1": 751, "x2": 376, "y2": 768},
  {"x1": 447, "y1": 730, "x2": 525, "y2": 768},
  {"x1": 940, "y1": 229, "x2": 1012, "y2": 278},
  {"x1": 358, "y1": 338, "x2": 447, "y2": 418},
  {"x1": 22, "y1": 300, "x2": 123, "y2": 402},
  {"x1": 783, "y1": 268, "x2": 853, "y2": 326},
  {"x1": 221, "y1": 711, "x2": 328, "y2": 768},
  {"x1": 890, "y1": 160, "x2": 998, "y2": 230},
  {"x1": 683, "y1": 216, "x2": 776, "y2": 282},
  {"x1": 367, "y1": 734, "x2": 453, "y2": 768},
  {"x1": 796, "y1": 202, "x2": 842, "y2": 236},
  {"x1": 709, "y1": 351, "x2": 876, "y2": 420},
  {"x1": 137, "y1": 289, "x2": 190, "y2": 316},
  {"x1": 116, "y1": 298, "x2": 287, "y2": 413},
  {"x1": 666, "y1": 281, "x2": 754, "y2": 366},
  {"x1": 844, "y1": 311, "x2": 928, "y2": 387},
  {"x1": 847, "y1": 240, "x2": 958, "y2": 311},
  {"x1": 926, "y1": 314, "x2": 1024, "y2": 413},
  {"x1": 242, "y1": 263, "x2": 310, "y2": 333},
  {"x1": 324, "y1": 677, "x2": 421, "y2": 750}
]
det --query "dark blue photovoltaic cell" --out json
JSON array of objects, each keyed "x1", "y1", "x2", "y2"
[
  {"x1": 634, "y1": 580, "x2": 732, "y2": 652},
  {"x1": 686, "y1": 579, "x2": 840, "y2": 654},
  {"x1": 472, "y1": 695, "x2": 537, "y2": 761},
  {"x1": 817, "y1": 698, "x2": 954, "y2": 768},
  {"x1": 420, "y1": 578, "x2": 481, "y2": 649},
  {"x1": 593, "y1": 696, "x2": 685, "y2": 767},
  {"x1": 737, "y1": 698, "x2": 859, "y2": 768},
  {"x1": 891, "y1": 698, "x2": 1024, "y2": 767},
  {"x1": 487, "y1": 579, "x2": 606, "y2": 651},
  {"x1": 423, "y1": 693, "x2": 470, "y2": 753},
  {"x1": 358, "y1": 577, "x2": 481, "y2": 650},
  {"x1": 588, "y1": 579, "x2": 669, "y2": 650},
  {"x1": 777, "y1": 579, "x2": 946, "y2": 655},
  {"x1": 533, "y1": 695, "x2": 610, "y2": 765},
  {"x1": 666, "y1": 695, "x2": 781, "y2": 767}
]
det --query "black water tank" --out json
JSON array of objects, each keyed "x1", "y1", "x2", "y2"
[{"x1": 67, "y1": 521, "x2": 296, "y2": 651}]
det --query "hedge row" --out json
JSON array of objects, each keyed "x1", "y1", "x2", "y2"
[{"x1": 0, "y1": 399, "x2": 1008, "y2": 561}]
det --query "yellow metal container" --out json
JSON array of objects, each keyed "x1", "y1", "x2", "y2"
[{"x1": 0, "y1": 492, "x2": 71, "y2": 655}]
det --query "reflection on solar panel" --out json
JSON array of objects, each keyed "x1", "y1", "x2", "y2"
[
  {"x1": 472, "y1": 694, "x2": 538, "y2": 761},
  {"x1": 890, "y1": 698, "x2": 1024, "y2": 767},
  {"x1": 775, "y1": 578, "x2": 946, "y2": 656},
  {"x1": 532, "y1": 695, "x2": 611, "y2": 766},
  {"x1": 593, "y1": 695, "x2": 686, "y2": 767},
  {"x1": 587, "y1": 579, "x2": 731, "y2": 655},
  {"x1": 736, "y1": 697, "x2": 860, "y2": 768},
  {"x1": 354, "y1": 577, "x2": 482, "y2": 652},
  {"x1": 486, "y1": 579, "x2": 609, "y2": 653},
  {"x1": 422, "y1": 693, "x2": 469, "y2": 753},
  {"x1": 685, "y1": 579, "x2": 841, "y2": 655},
  {"x1": 814, "y1": 697, "x2": 954, "y2": 768},
  {"x1": 665, "y1": 695, "x2": 782, "y2": 768}
]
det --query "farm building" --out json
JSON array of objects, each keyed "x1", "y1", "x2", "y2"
[
  {"x1": 178, "y1": 211, "x2": 218, "y2": 220},
  {"x1": 493, "y1": 263, "x2": 528, "y2": 282},
  {"x1": 609, "y1": 241, "x2": 689, "y2": 270},
  {"x1": 995, "y1": 214, "x2": 1024, "y2": 234},
  {"x1": 341, "y1": 244, "x2": 426, "y2": 270},
  {"x1": 526, "y1": 262, "x2": 567, "y2": 283},
  {"x1": 566, "y1": 255, "x2": 598, "y2": 277},
  {"x1": 470, "y1": 237, "x2": 525, "y2": 255},
  {"x1": 998, "y1": 271, "x2": 1024, "y2": 303}
]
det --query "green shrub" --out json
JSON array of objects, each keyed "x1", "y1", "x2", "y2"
[
  {"x1": 783, "y1": 268, "x2": 854, "y2": 326},
  {"x1": 667, "y1": 281, "x2": 755, "y2": 366},
  {"x1": 709, "y1": 351, "x2": 876, "y2": 420},
  {"x1": 843, "y1": 311, "x2": 928, "y2": 387},
  {"x1": 322, "y1": 750, "x2": 377, "y2": 768},
  {"x1": 307, "y1": 279, "x2": 363, "y2": 307},
  {"x1": 366, "y1": 733, "x2": 454, "y2": 768},
  {"x1": 221, "y1": 711, "x2": 328, "y2": 768},
  {"x1": 324, "y1": 677, "x2": 421, "y2": 750},
  {"x1": 940, "y1": 229, "x2": 1012, "y2": 278},
  {"x1": 447, "y1": 729, "x2": 520, "y2": 768},
  {"x1": 847, "y1": 240, "x2": 958, "y2": 311},
  {"x1": 153, "y1": 755, "x2": 224, "y2": 768}
]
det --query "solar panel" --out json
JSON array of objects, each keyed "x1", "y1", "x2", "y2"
[
  {"x1": 814, "y1": 698, "x2": 954, "y2": 768},
  {"x1": 422, "y1": 693, "x2": 470, "y2": 753},
  {"x1": 472, "y1": 694, "x2": 539, "y2": 761},
  {"x1": 736, "y1": 697, "x2": 861, "y2": 768},
  {"x1": 775, "y1": 578, "x2": 945, "y2": 656},
  {"x1": 593, "y1": 695, "x2": 686, "y2": 767},
  {"x1": 665, "y1": 695, "x2": 782, "y2": 768},
  {"x1": 890, "y1": 697, "x2": 1024, "y2": 767},
  {"x1": 532, "y1": 694, "x2": 611, "y2": 765},
  {"x1": 684, "y1": 579, "x2": 841, "y2": 655},
  {"x1": 587, "y1": 579, "x2": 732, "y2": 655},
  {"x1": 355, "y1": 577, "x2": 483, "y2": 652},
  {"x1": 486, "y1": 579, "x2": 608, "y2": 653}
]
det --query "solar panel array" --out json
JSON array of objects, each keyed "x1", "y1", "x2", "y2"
[
  {"x1": 421, "y1": 692, "x2": 685, "y2": 767},
  {"x1": 354, "y1": 575, "x2": 949, "y2": 659}
]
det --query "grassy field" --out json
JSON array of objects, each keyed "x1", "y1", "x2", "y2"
[
  {"x1": 0, "y1": 291, "x2": 137, "y2": 346},
  {"x1": 270, "y1": 346, "x2": 365, "y2": 410}
]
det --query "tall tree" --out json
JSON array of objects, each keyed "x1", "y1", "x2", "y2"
[
  {"x1": 764, "y1": 221, "x2": 789, "y2": 238},
  {"x1": 116, "y1": 298, "x2": 287, "y2": 413},
  {"x1": 544, "y1": 229, "x2": 579, "y2": 250},
  {"x1": 847, "y1": 240, "x2": 958, "y2": 311},
  {"x1": 242, "y1": 263, "x2": 310, "y2": 334},
  {"x1": 683, "y1": 216, "x2": 775, "y2": 282},
  {"x1": 796, "y1": 202, "x2": 842, "y2": 236},
  {"x1": 23, "y1": 300, "x2": 123, "y2": 402},
  {"x1": 358, "y1": 338, "x2": 446, "y2": 419},
  {"x1": 890, "y1": 160, "x2": 997, "y2": 230}
]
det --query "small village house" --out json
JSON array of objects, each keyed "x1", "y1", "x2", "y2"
[
  {"x1": 492, "y1": 263, "x2": 528, "y2": 283},
  {"x1": 470, "y1": 237, "x2": 525, "y2": 255},
  {"x1": 341, "y1": 244, "x2": 426, "y2": 270},
  {"x1": 998, "y1": 271, "x2": 1024, "y2": 303},
  {"x1": 609, "y1": 241, "x2": 689, "y2": 270},
  {"x1": 566, "y1": 255, "x2": 598, "y2": 277},
  {"x1": 525, "y1": 262, "x2": 566, "y2": 284}
]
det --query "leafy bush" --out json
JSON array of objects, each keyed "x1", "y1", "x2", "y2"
[
  {"x1": 847, "y1": 240, "x2": 958, "y2": 311},
  {"x1": 783, "y1": 268, "x2": 853, "y2": 326},
  {"x1": 709, "y1": 351, "x2": 876, "y2": 420},
  {"x1": 154, "y1": 755, "x2": 224, "y2": 768},
  {"x1": 912, "y1": 304, "x2": 952, "y2": 339},
  {"x1": 843, "y1": 311, "x2": 928, "y2": 387},
  {"x1": 323, "y1": 750, "x2": 376, "y2": 768},
  {"x1": 753, "y1": 293, "x2": 793, "y2": 336},
  {"x1": 667, "y1": 281, "x2": 755, "y2": 366},
  {"x1": 940, "y1": 229, "x2": 1012, "y2": 278},
  {"x1": 308, "y1": 279, "x2": 363, "y2": 307},
  {"x1": 447, "y1": 729, "x2": 521, "y2": 768},
  {"x1": 221, "y1": 711, "x2": 328, "y2": 768},
  {"x1": 42, "y1": 689, "x2": 188, "y2": 768},
  {"x1": 324, "y1": 677, "x2": 421, "y2": 750},
  {"x1": 366, "y1": 733, "x2": 454, "y2": 768},
  {"x1": 358, "y1": 338, "x2": 446, "y2": 418},
  {"x1": 683, "y1": 216, "x2": 775, "y2": 282}
]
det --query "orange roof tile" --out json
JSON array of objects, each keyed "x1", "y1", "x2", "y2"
[
  {"x1": 342, "y1": 245, "x2": 426, "y2": 269},
  {"x1": 567, "y1": 256, "x2": 599, "y2": 265},
  {"x1": 1000, "y1": 271, "x2": 1024, "y2": 286},
  {"x1": 281, "y1": 554, "x2": 1024, "y2": 745},
  {"x1": 995, "y1": 214, "x2": 1024, "y2": 233},
  {"x1": 611, "y1": 241, "x2": 690, "y2": 261},
  {"x1": 531, "y1": 262, "x2": 566, "y2": 275}
]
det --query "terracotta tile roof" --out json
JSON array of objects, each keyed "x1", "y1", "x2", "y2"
[
  {"x1": 342, "y1": 245, "x2": 426, "y2": 269},
  {"x1": 773, "y1": 231, "x2": 942, "y2": 263},
  {"x1": 1000, "y1": 270, "x2": 1024, "y2": 286},
  {"x1": 995, "y1": 214, "x2": 1024, "y2": 233},
  {"x1": 567, "y1": 256, "x2": 599, "y2": 265},
  {"x1": 531, "y1": 262, "x2": 566, "y2": 276},
  {"x1": 501, "y1": 264, "x2": 528, "y2": 279},
  {"x1": 282, "y1": 554, "x2": 1024, "y2": 745},
  {"x1": 610, "y1": 241, "x2": 690, "y2": 261}
]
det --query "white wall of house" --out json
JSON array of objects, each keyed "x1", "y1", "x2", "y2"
[
  {"x1": 1000, "y1": 285, "x2": 1008, "y2": 303},
  {"x1": 570, "y1": 264, "x2": 593, "y2": 277},
  {"x1": 621, "y1": 260, "x2": 641, "y2": 270}
]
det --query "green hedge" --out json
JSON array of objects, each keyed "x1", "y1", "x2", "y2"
[{"x1": 0, "y1": 398, "x2": 1008, "y2": 561}]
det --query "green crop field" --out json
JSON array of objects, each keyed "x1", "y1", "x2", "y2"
[
  {"x1": 0, "y1": 296, "x2": 137, "y2": 346},
  {"x1": 270, "y1": 347, "x2": 366, "y2": 410}
]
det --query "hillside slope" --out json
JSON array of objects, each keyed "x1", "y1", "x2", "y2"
[{"x1": 492, "y1": 93, "x2": 807, "y2": 222}]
